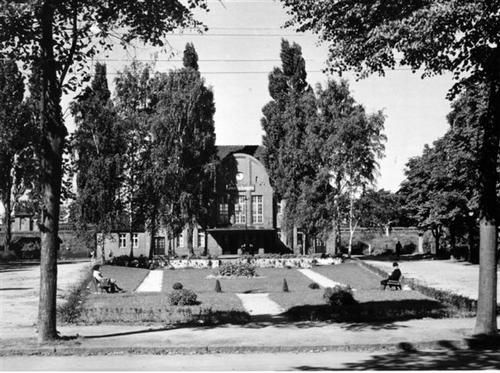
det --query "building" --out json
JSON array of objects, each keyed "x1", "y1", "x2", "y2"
[
  {"x1": 98, "y1": 145, "x2": 290, "y2": 259},
  {"x1": 0, "y1": 211, "x2": 92, "y2": 259}
]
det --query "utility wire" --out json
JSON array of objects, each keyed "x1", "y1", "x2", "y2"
[{"x1": 100, "y1": 68, "x2": 419, "y2": 76}]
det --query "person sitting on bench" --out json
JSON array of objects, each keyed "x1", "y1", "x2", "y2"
[
  {"x1": 92, "y1": 264, "x2": 124, "y2": 293},
  {"x1": 380, "y1": 262, "x2": 402, "y2": 290}
]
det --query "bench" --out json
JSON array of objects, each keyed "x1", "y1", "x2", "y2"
[
  {"x1": 92, "y1": 277, "x2": 111, "y2": 293},
  {"x1": 386, "y1": 279, "x2": 402, "y2": 290}
]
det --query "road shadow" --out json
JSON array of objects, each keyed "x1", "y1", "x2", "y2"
[{"x1": 294, "y1": 337, "x2": 500, "y2": 370}]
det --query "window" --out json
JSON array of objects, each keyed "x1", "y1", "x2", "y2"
[
  {"x1": 177, "y1": 232, "x2": 184, "y2": 247},
  {"x1": 219, "y1": 200, "x2": 229, "y2": 224},
  {"x1": 235, "y1": 195, "x2": 246, "y2": 224},
  {"x1": 132, "y1": 233, "x2": 139, "y2": 249},
  {"x1": 154, "y1": 237, "x2": 165, "y2": 255},
  {"x1": 119, "y1": 234, "x2": 126, "y2": 248},
  {"x1": 252, "y1": 195, "x2": 263, "y2": 224},
  {"x1": 198, "y1": 231, "x2": 205, "y2": 248}
]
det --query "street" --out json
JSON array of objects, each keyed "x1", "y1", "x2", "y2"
[{"x1": 2, "y1": 349, "x2": 500, "y2": 371}]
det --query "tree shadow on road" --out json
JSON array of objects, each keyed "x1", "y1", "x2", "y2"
[{"x1": 294, "y1": 337, "x2": 500, "y2": 370}]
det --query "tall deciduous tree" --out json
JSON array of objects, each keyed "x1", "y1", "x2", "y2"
[
  {"x1": 0, "y1": 60, "x2": 31, "y2": 252},
  {"x1": 282, "y1": 0, "x2": 500, "y2": 335},
  {"x1": 162, "y1": 44, "x2": 216, "y2": 257},
  {"x1": 115, "y1": 61, "x2": 154, "y2": 259},
  {"x1": 70, "y1": 63, "x2": 124, "y2": 258},
  {"x1": 399, "y1": 83, "x2": 490, "y2": 261},
  {"x1": 308, "y1": 80, "x2": 385, "y2": 256},
  {"x1": 261, "y1": 39, "x2": 316, "y2": 252},
  {"x1": 0, "y1": 0, "x2": 207, "y2": 342}
]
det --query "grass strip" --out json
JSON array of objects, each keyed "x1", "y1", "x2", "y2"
[{"x1": 57, "y1": 271, "x2": 93, "y2": 324}]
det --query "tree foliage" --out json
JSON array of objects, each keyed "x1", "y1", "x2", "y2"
[
  {"x1": 70, "y1": 63, "x2": 125, "y2": 254},
  {"x1": 0, "y1": 0, "x2": 208, "y2": 342},
  {"x1": 150, "y1": 44, "x2": 217, "y2": 256},
  {"x1": 399, "y1": 83, "x2": 490, "y2": 258},
  {"x1": 281, "y1": 0, "x2": 500, "y2": 336},
  {"x1": 262, "y1": 42, "x2": 386, "y2": 254},
  {"x1": 261, "y1": 39, "x2": 316, "y2": 250},
  {"x1": 0, "y1": 59, "x2": 33, "y2": 252}
]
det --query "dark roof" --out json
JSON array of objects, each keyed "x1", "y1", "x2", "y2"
[{"x1": 217, "y1": 145, "x2": 266, "y2": 163}]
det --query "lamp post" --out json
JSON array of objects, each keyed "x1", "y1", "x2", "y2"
[{"x1": 244, "y1": 195, "x2": 249, "y2": 254}]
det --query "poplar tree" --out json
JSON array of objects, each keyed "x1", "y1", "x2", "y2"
[
  {"x1": 261, "y1": 39, "x2": 316, "y2": 252},
  {"x1": 0, "y1": 60, "x2": 31, "y2": 252},
  {"x1": 70, "y1": 63, "x2": 124, "y2": 258}
]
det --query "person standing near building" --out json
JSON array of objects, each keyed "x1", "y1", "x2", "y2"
[{"x1": 395, "y1": 240, "x2": 402, "y2": 258}]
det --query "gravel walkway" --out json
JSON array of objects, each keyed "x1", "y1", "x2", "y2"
[
  {"x1": 135, "y1": 269, "x2": 163, "y2": 292},
  {"x1": 0, "y1": 262, "x2": 90, "y2": 338},
  {"x1": 364, "y1": 259, "x2": 500, "y2": 302},
  {"x1": 297, "y1": 268, "x2": 348, "y2": 288},
  {"x1": 236, "y1": 293, "x2": 284, "y2": 315}
]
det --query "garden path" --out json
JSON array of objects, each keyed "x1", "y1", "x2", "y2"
[
  {"x1": 298, "y1": 268, "x2": 351, "y2": 289},
  {"x1": 135, "y1": 269, "x2": 163, "y2": 292},
  {"x1": 236, "y1": 293, "x2": 284, "y2": 316}
]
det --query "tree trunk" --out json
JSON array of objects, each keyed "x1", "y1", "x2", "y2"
[
  {"x1": 2, "y1": 186, "x2": 12, "y2": 252},
  {"x1": 474, "y1": 77, "x2": 500, "y2": 336},
  {"x1": 100, "y1": 230, "x2": 105, "y2": 261},
  {"x1": 432, "y1": 227, "x2": 440, "y2": 254},
  {"x1": 348, "y1": 185, "x2": 355, "y2": 258},
  {"x1": 467, "y1": 219, "x2": 476, "y2": 263},
  {"x1": 331, "y1": 217, "x2": 337, "y2": 255},
  {"x1": 148, "y1": 207, "x2": 157, "y2": 259},
  {"x1": 38, "y1": 0, "x2": 66, "y2": 342},
  {"x1": 203, "y1": 229, "x2": 208, "y2": 256},
  {"x1": 449, "y1": 226, "x2": 456, "y2": 254},
  {"x1": 186, "y1": 222, "x2": 194, "y2": 257}
]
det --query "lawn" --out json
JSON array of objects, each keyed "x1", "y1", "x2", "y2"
[{"x1": 76, "y1": 261, "x2": 461, "y2": 325}]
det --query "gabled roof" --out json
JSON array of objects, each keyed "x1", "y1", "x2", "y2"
[{"x1": 217, "y1": 145, "x2": 266, "y2": 163}]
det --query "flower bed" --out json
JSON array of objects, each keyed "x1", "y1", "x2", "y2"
[{"x1": 165, "y1": 256, "x2": 342, "y2": 269}]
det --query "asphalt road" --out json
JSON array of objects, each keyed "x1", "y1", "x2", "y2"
[
  {"x1": 2, "y1": 349, "x2": 500, "y2": 371},
  {"x1": 0, "y1": 351, "x2": 408, "y2": 371}
]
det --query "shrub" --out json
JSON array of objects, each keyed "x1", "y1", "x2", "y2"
[
  {"x1": 216, "y1": 262, "x2": 257, "y2": 277},
  {"x1": 215, "y1": 279, "x2": 222, "y2": 293},
  {"x1": 323, "y1": 285, "x2": 357, "y2": 309},
  {"x1": 168, "y1": 289, "x2": 198, "y2": 306},
  {"x1": 110, "y1": 255, "x2": 130, "y2": 267},
  {"x1": 172, "y1": 282, "x2": 183, "y2": 290},
  {"x1": 282, "y1": 278, "x2": 289, "y2": 292},
  {"x1": 308, "y1": 282, "x2": 320, "y2": 290},
  {"x1": 137, "y1": 255, "x2": 150, "y2": 268}
]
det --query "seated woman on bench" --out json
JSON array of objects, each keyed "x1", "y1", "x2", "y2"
[
  {"x1": 380, "y1": 262, "x2": 402, "y2": 290},
  {"x1": 92, "y1": 264, "x2": 124, "y2": 293}
]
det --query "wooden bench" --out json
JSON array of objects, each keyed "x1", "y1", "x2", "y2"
[
  {"x1": 386, "y1": 279, "x2": 402, "y2": 290},
  {"x1": 92, "y1": 277, "x2": 111, "y2": 293}
]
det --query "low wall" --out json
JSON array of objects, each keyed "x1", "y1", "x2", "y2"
[{"x1": 338, "y1": 227, "x2": 427, "y2": 256}]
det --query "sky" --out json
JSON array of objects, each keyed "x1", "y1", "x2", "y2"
[{"x1": 63, "y1": 0, "x2": 456, "y2": 193}]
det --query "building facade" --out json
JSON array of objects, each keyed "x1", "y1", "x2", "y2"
[{"x1": 98, "y1": 145, "x2": 290, "y2": 259}]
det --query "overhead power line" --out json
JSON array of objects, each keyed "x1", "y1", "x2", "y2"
[
  {"x1": 96, "y1": 58, "x2": 323, "y2": 63},
  {"x1": 100, "y1": 68, "x2": 418, "y2": 76}
]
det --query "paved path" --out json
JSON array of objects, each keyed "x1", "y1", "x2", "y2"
[
  {"x1": 297, "y1": 268, "x2": 347, "y2": 288},
  {"x1": 236, "y1": 293, "x2": 284, "y2": 315},
  {"x1": 364, "y1": 259, "x2": 500, "y2": 302},
  {"x1": 135, "y1": 269, "x2": 163, "y2": 292},
  {"x1": 0, "y1": 262, "x2": 90, "y2": 338}
]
